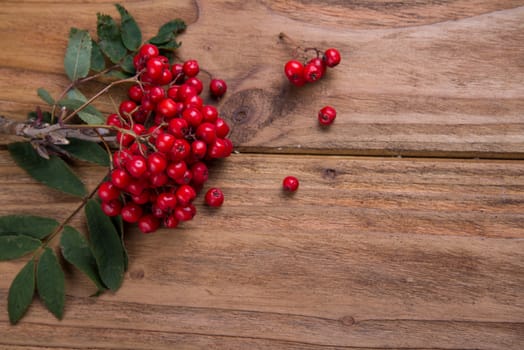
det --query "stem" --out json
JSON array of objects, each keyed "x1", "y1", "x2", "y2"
[
  {"x1": 62, "y1": 75, "x2": 138, "y2": 123},
  {"x1": 51, "y1": 64, "x2": 121, "y2": 121}
]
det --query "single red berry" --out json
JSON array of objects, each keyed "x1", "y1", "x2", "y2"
[
  {"x1": 318, "y1": 106, "x2": 337, "y2": 126},
  {"x1": 106, "y1": 113, "x2": 122, "y2": 128},
  {"x1": 166, "y1": 160, "x2": 187, "y2": 181},
  {"x1": 183, "y1": 59, "x2": 200, "y2": 77},
  {"x1": 205, "y1": 188, "x2": 224, "y2": 207},
  {"x1": 131, "y1": 190, "x2": 151, "y2": 205},
  {"x1": 121, "y1": 202, "x2": 143, "y2": 223},
  {"x1": 167, "y1": 85, "x2": 180, "y2": 100},
  {"x1": 283, "y1": 176, "x2": 299, "y2": 192},
  {"x1": 157, "y1": 68, "x2": 173, "y2": 85},
  {"x1": 147, "y1": 85, "x2": 165, "y2": 104},
  {"x1": 175, "y1": 169, "x2": 193, "y2": 185},
  {"x1": 156, "y1": 192, "x2": 178, "y2": 211},
  {"x1": 112, "y1": 149, "x2": 132, "y2": 169},
  {"x1": 284, "y1": 60, "x2": 306, "y2": 86},
  {"x1": 208, "y1": 138, "x2": 228, "y2": 159},
  {"x1": 303, "y1": 63, "x2": 322, "y2": 83},
  {"x1": 168, "y1": 118, "x2": 189, "y2": 139},
  {"x1": 171, "y1": 139, "x2": 191, "y2": 161},
  {"x1": 146, "y1": 57, "x2": 165, "y2": 80},
  {"x1": 191, "y1": 140, "x2": 207, "y2": 160},
  {"x1": 125, "y1": 179, "x2": 147, "y2": 196},
  {"x1": 196, "y1": 122, "x2": 217, "y2": 144},
  {"x1": 176, "y1": 184, "x2": 197, "y2": 206},
  {"x1": 201, "y1": 105, "x2": 218, "y2": 123},
  {"x1": 149, "y1": 172, "x2": 169, "y2": 188},
  {"x1": 323, "y1": 48, "x2": 341, "y2": 68},
  {"x1": 209, "y1": 78, "x2": 227, "y2": 98},
  {"x1": 157, "y1": 98, "x2": 178, "y2": 118},
  {"x1": 101, "y1": 199, "x2": 122, "y2": 217},
  {"x1": 185, "y1": 95, "x2": 204, "y2": 110},
  {"x1": 185, "y1": 77, "x2": 204, "y2": 95},
  {"x1": 155, "y1": 132, "x2": 176, "y2": 153},
  {"x1": 116, "y1": 129, "x2": 135, "y2": 147},
  {"x1": 191, "y1": 162, "x2": 209, "y2": 185},
  {"x1": 147, "y1": 152, "x2": 168, "y2": 174},
  {"x1": 126, "y1": 155, "x2": 148, "y2": 178},
  {"x1": 215, "y1": 118, "x2": 230, "y2": 138},
  {"x1": 177, "y1": 84, "x2": 198, "y2": 101},
  {"x1": 139, "y1": 44, "x2": 159, "y2": 60},
  {"x1": 164, "y1": 214, "x2": 179, "y2": 228},
  {"x1": 119, "y1": 100, "x2": 137, "y2": 119},
  {"x1": 171, "y1": 63, "x2": 184, "y2": 82},
  {"x1": 128, "y1": 84, "x2": 143, "y2": 102},
  {"x1": 110, "y1": 168, "x2": 131, "y2": 189},
  {"x1": 98, "y1": 181, "x2": 120, "y2": 201},
  {"x1": 138, "y1": 214, "x2": 160, "y2": 234},
  {"x1": 174, "y1": 205, "x2": 196, "y2": 222},
  {"x1": 308, "y1": 57, "x2": 327, "y2": 75},
  {"x1": 182, "y1": 107, "x2": 203, "y2": 128}
]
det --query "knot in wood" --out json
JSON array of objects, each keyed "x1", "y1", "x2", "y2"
[
  {"x1": 322, "y1": 168, "x2": 338, "y2": 179},
  {"x1": 232, "y1": 106, "x2": 250, "y2": 124}
]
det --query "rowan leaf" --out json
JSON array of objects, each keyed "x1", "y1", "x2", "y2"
[
  {"x1": 85, "y1": 200, "x2": 125, "y2": 291},
  {"x1": 115, "y1": 4, "x2": 141, "y2": 51},
  {"x1": 37, "y1": 88, "x2": 55, "y2": 105},
  {"x1": 64, "y1": 28, "x2": 92, "y2": 81},
  {"x1": 8, "y1": 259, "x2": 36, "y2": 324},
  {"x1": 0, "y1": 215, "x2": 58, "y2": 239},
  {"x1": 97, "y1": 13, "x2": 127, "y2": 63},
  {"x1": 0, "y1": 235, "x2": 41, "y2": 261},
  {"x1": 60, "y1": 138, "x2": 109, "y2": 166},
  {"x1": 110, "y1": 214, "x2": 128, "y2": 271},
  {"x1": 149, "y1": 19, "x2": 186, "y2": 44},
  {"x1": 60, "y1": 226, "x2": 106, "y2": 291},
  {"x1": 8, "y1": 142, "x2": 87, "y2": 197},
  {"x1": 90, "y1": 40, "x2": 106, "y2": 72},
  {"x1": 37, "y1": 248, "x2": 65, "y2": 320}
]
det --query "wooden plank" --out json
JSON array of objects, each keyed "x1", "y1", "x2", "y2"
[
  {"x1": 0, "y1": 152, "x2": 522, "y2": 349},
  {"x1": 1, "y1": 1, "x2": 524, "y2": 157}
]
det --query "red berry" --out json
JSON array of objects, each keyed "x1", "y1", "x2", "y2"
[
  {"x1": 121, "y1": 203, "x2": 143, "y2": 223},
  {"x1": 155, "y1": 132, "x2": 175, "y2": 153},
  {"x1": 171, "y1": 139, "x2": 191, "y2": 161},
  {"x1": 174, "y1": 205, "x2": 195, "y2": 222},
  {"x1": 156, "y1": 192, "x2": 178, "y2": 211},
  {"x1": 128, "y1": 85, "x2": 143, "y2": 102},
  {"x1": 191, "y1": 140, "x2": 207, "y2": 160},
  {"x1": 284, "y1": 60, "x2": 306, "y2": 86},
  {"x1": 176, "y1": 184, "x2": 196, "y2": 206},
  {"x1": 205, "y1": 188, "x2": 224, "y2": 207},
  {"x1": 196, "y1": 122, "x2": 217, "y2": 144},
  {"x1": 157, "y1": 98, "x2": 178, "y2": 118},
  {"x1": 146, "y1": 57, "x2": 164, "y2": 80},
  {"x1": 149, "y1": 172, "x2": 169, "y2": 188},
  {"x1": 98, "y1": 181, "x2": 120, "y2": 201},
  {"x1": 112, "y1": 149, "x2": 132, "y2": 169},
  {"x1": 126, "y1": 155, "x2": 148, "y2": 178},
  {"x1": 177, "y1": 84, "x2": 197, "y2": 101},
  {"x1": 139, "y1": 44, "x2": 159, "y2": 60},
  {"x1": 101, "y1": 199, "x2": 122, "y2": 217},
  {"x1": 111, "y1": 168, "x2": 131, "y2": 189},
  {"x1": 215, "y1": 118, "x2": 230, "y2": 138},
  {"x1": 147, "y1": 85, "x2": 165, "y2": 104},
  {"x1": 185, "y1": 77, "x2": 204, "y2": 95},
  {"x1": 282, "y1": 176, "x2": 299, "y2": 192},
  {"x1": 138, "y1": 214, "x2": 160, "y2": 234},
  {"x1": 182, "y1": 107, "x2": 203, "y2": 128},
  {"x1": 308, "y1": 57, "x2": 326, "y2": 76},
  {"x1": 164, "y1": 214, "x2": 179, "y2": 228},
  {"x1": 183, "y1": 59, "x2": 199, "y2": 77},
  {"x1": 209, "y1": 78, "x2": 227, "y2": 98},
  {"x1": 191, "y1": 162, "x2": 209, "y2": 185},
  {"x1": 208, "y1": 138, "x2": 228, "y2": 159},
  {"x1": 158, "y1": 69, "x2": 173, "y2": 85},
  {"x1": 125, "y1": 179, "x2": 147, "y2": 196},
  {"x1": 147, "y1": 152, "x2": 167, "y2": 174},
  {"x1": 131, "y1": 190, "x2": 150, "y2": 205},
  {"x1": 323, "y1": 48, "x2": 341, "y2": 68},
  {"x1": 318, "y1": 106, "x2": 337, "y2": 126},
  {"x1": 168, "y1": 118, "x2": 189, "y2": 139},
  {"x1": 119, "y1": 100, "x2": 137, "y2": 118},
  {"x1": 166, "y1": 160, "x2": 188, "y2": 181},
  {"x1": 303, "y1": 62, "x2": 323, "y2": 83},
  {"x1": 201, "y1": 105, "x2": 218, "y2": 123},
  {"x1": 106, "y1": 113, "x2": 122, "y2": 128}
]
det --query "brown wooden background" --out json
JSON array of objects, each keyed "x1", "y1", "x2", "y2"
[{"x1": 1, "y1": 1, "x2": 523, "y2": 349}]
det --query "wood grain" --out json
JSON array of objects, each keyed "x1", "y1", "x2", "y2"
[
  {"x1": 1, "y1": 1, "x2": 523, "y2": 156},
  {"x1": 0, "y1": 151, "x2": 522, "y2": 349}
]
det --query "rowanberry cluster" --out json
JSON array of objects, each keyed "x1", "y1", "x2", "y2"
[
  {"x1": 284, "y1": 48, "x2": 341, "y2": 87},
  {"x1": 99, "y1": 43, "x2": 232, "y2": 234}
]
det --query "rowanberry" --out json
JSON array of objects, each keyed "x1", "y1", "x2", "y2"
[
  {"x1": 209, "y1": 78, "x2": 227, "y2": 98},
  {"x1": 155, "y1": 132, "x2": 176, "y2": 153},
  {"x1": 157, "y1": 98, "x2": 178, "y2": 118},
  {"x1": 119, "y1": 100, "x2": 137, "y2": 119},
  {"x1": 147, "y1": 152, "x2": 167, "y2": 174},
  {"x1": 171, "y1": 63, "x2": 184, "y2": 83},
  {"x1": 215, "y1": 118, "x2": 230, "y2": 138},
  {"x1": 138, "y1": 214, "x2": 160, "y2": 234},
  {"x1": 303, "y1": 63, "x2": 323, "y2": 83},
  {"x1": 282, "y1": 176, "x2": 299, "y2": 192},
  {"x1": 284, "y1": 60, "x2": 306, "y2": 86},
  {"x1": 191, "y1": 140, "x2": 207, "y2": 160},
  {"x1": 164, "y1": 214, "x2": 179, "y2": 228},
  {"x1": 177, "y1": 84, "x2": 198, "y2": 101},
  {"x1": 126, "y1": 155, "x2": 148, "y2": 178},
  {"x1": 156, "y1": 192, "x2": 178, "y2": 211},
  {"x1": 196, "y1": 122, "x2": 217, "y2": 144},
  {"x1": 121, "y1": 203, "x2": 143, "y2": 223},
  {"x1": 171, "y1": 139, "x2": 191, "y2": 161},
  {"x1": 186, "y1": 77, "x2": 204, "y2": 95},
  {"x1": 191, "y1": 162, "x2": 209, "y2": 185},
  {"x1": 131, "y1": 190, "x2": 151, "y2": 205},
  {"x1": 201, "y1": 105, "x2": 218, "y2": 123},
  {"x1": 182, "y1": 107, "x2": 203, "y2": 128},
  {"x1": 139, "y1": 44, "x2": 159, "y2": 60},
  {"x1": 98, "y1": 181, "x2": 120, "y2": 201},
  {"x1": 318, "y1": 106, "x2": 336, "y2": 126},
  {"x1": 166, "y1": 160, "x2": 188, "y2": 181},
  {"x1": 323, "y1": 48, "x2": 341, "y2": 68},
  {"x1": 205, "y1": 188, "x2": 224, "y2": 207},
  {"x1": 168, "y1": 118, "x2": 189, "y2": 139},
  {"x1": 128, "y1": 85, "x2": 143, "y2": 102},
  {"x1": 149, "y1": 172, "x2": 169, "y2": 188},
  {"x1": 106, "y1": 113, "x2": 122, "y2": 128},
  {"x1": 101, "y1": 199, "x2": 122, "y2": 217},
  {"x1": 176, "y1": 184, "x2": 196, "y2": 206},
  {"x1": 183, "y1": 59, "x2": 199, "y2": 77},
  {"x1": 146, "y1": 57, "x2": 165, "y2": 80},
  {"x1": 111, "y1": 168, "x2": 131, "y2": 189}
]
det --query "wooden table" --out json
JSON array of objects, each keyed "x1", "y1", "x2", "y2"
[{"x1": 1, "y1": 1, "x2": 523, "y2": 349}]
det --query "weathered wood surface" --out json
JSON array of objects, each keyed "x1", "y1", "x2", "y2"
[
  {"x1": 0, "y1": 0, "x2": 523, "y2": 349},
  {"x1": 1, "y1": 1, "x2": 524, "y2": 156},
  {"x1": 0, "y1": 152, "x2": 523, "y2": 349}
]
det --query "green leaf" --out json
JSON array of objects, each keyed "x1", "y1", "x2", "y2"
[
  {"x1": 60, "y1": 138, "x2": 109, "y2": 166},
  {"x1": 58, "y1": 98, "x2": 105, "y2": 124},
  {"x1": 64, "y1": 28, "x2": 92, "y2": 82},
  {"x1": 85, "y1": 200, "x2": 125, "y2": 291},
  {"x1": 8, "y1": 142, "x2": 87, "y2": 197},
  {"x1": 37, "y1": 248, "x2": 65, "y2": 320},
  {"x1": 105, "y1": 70, "x2": 133, "y2": 79},
  {"x1": 37, "y1": 88, "x2": 55, "y2": 105},
  {"x1": 115, "y1": 4, "x2": 141, "y2": 51},
  {"x1": 90, "y1": 40, "x2": 106, "y2": 72},
  {"x1": 60, "y1": 226, "x2": 106, "y2": 291},
  {"x1": 97, "y1": 13, "x2": 127, "y2": 64},
  {"x1": 110, "y1": 215, "x2": 128, "y2": 271},
  {"x1": 157, "y1": 37, "x2": 182, "y2": 50},
  {"x1": 149, "y1": 19, "x2": 186, "y2": 44},
  {"x1": 0, "y1": 215, "x2": 58, "y2": 239},
  {"x1": 120, "y1": 54, "x2": 136, "y2": 74},
  {"x1": 8, "y1": 259, "x2": 36, "y2": 324},
  {"x1": 0, "y1": 235, "x2": 41, "y2": 261}
]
